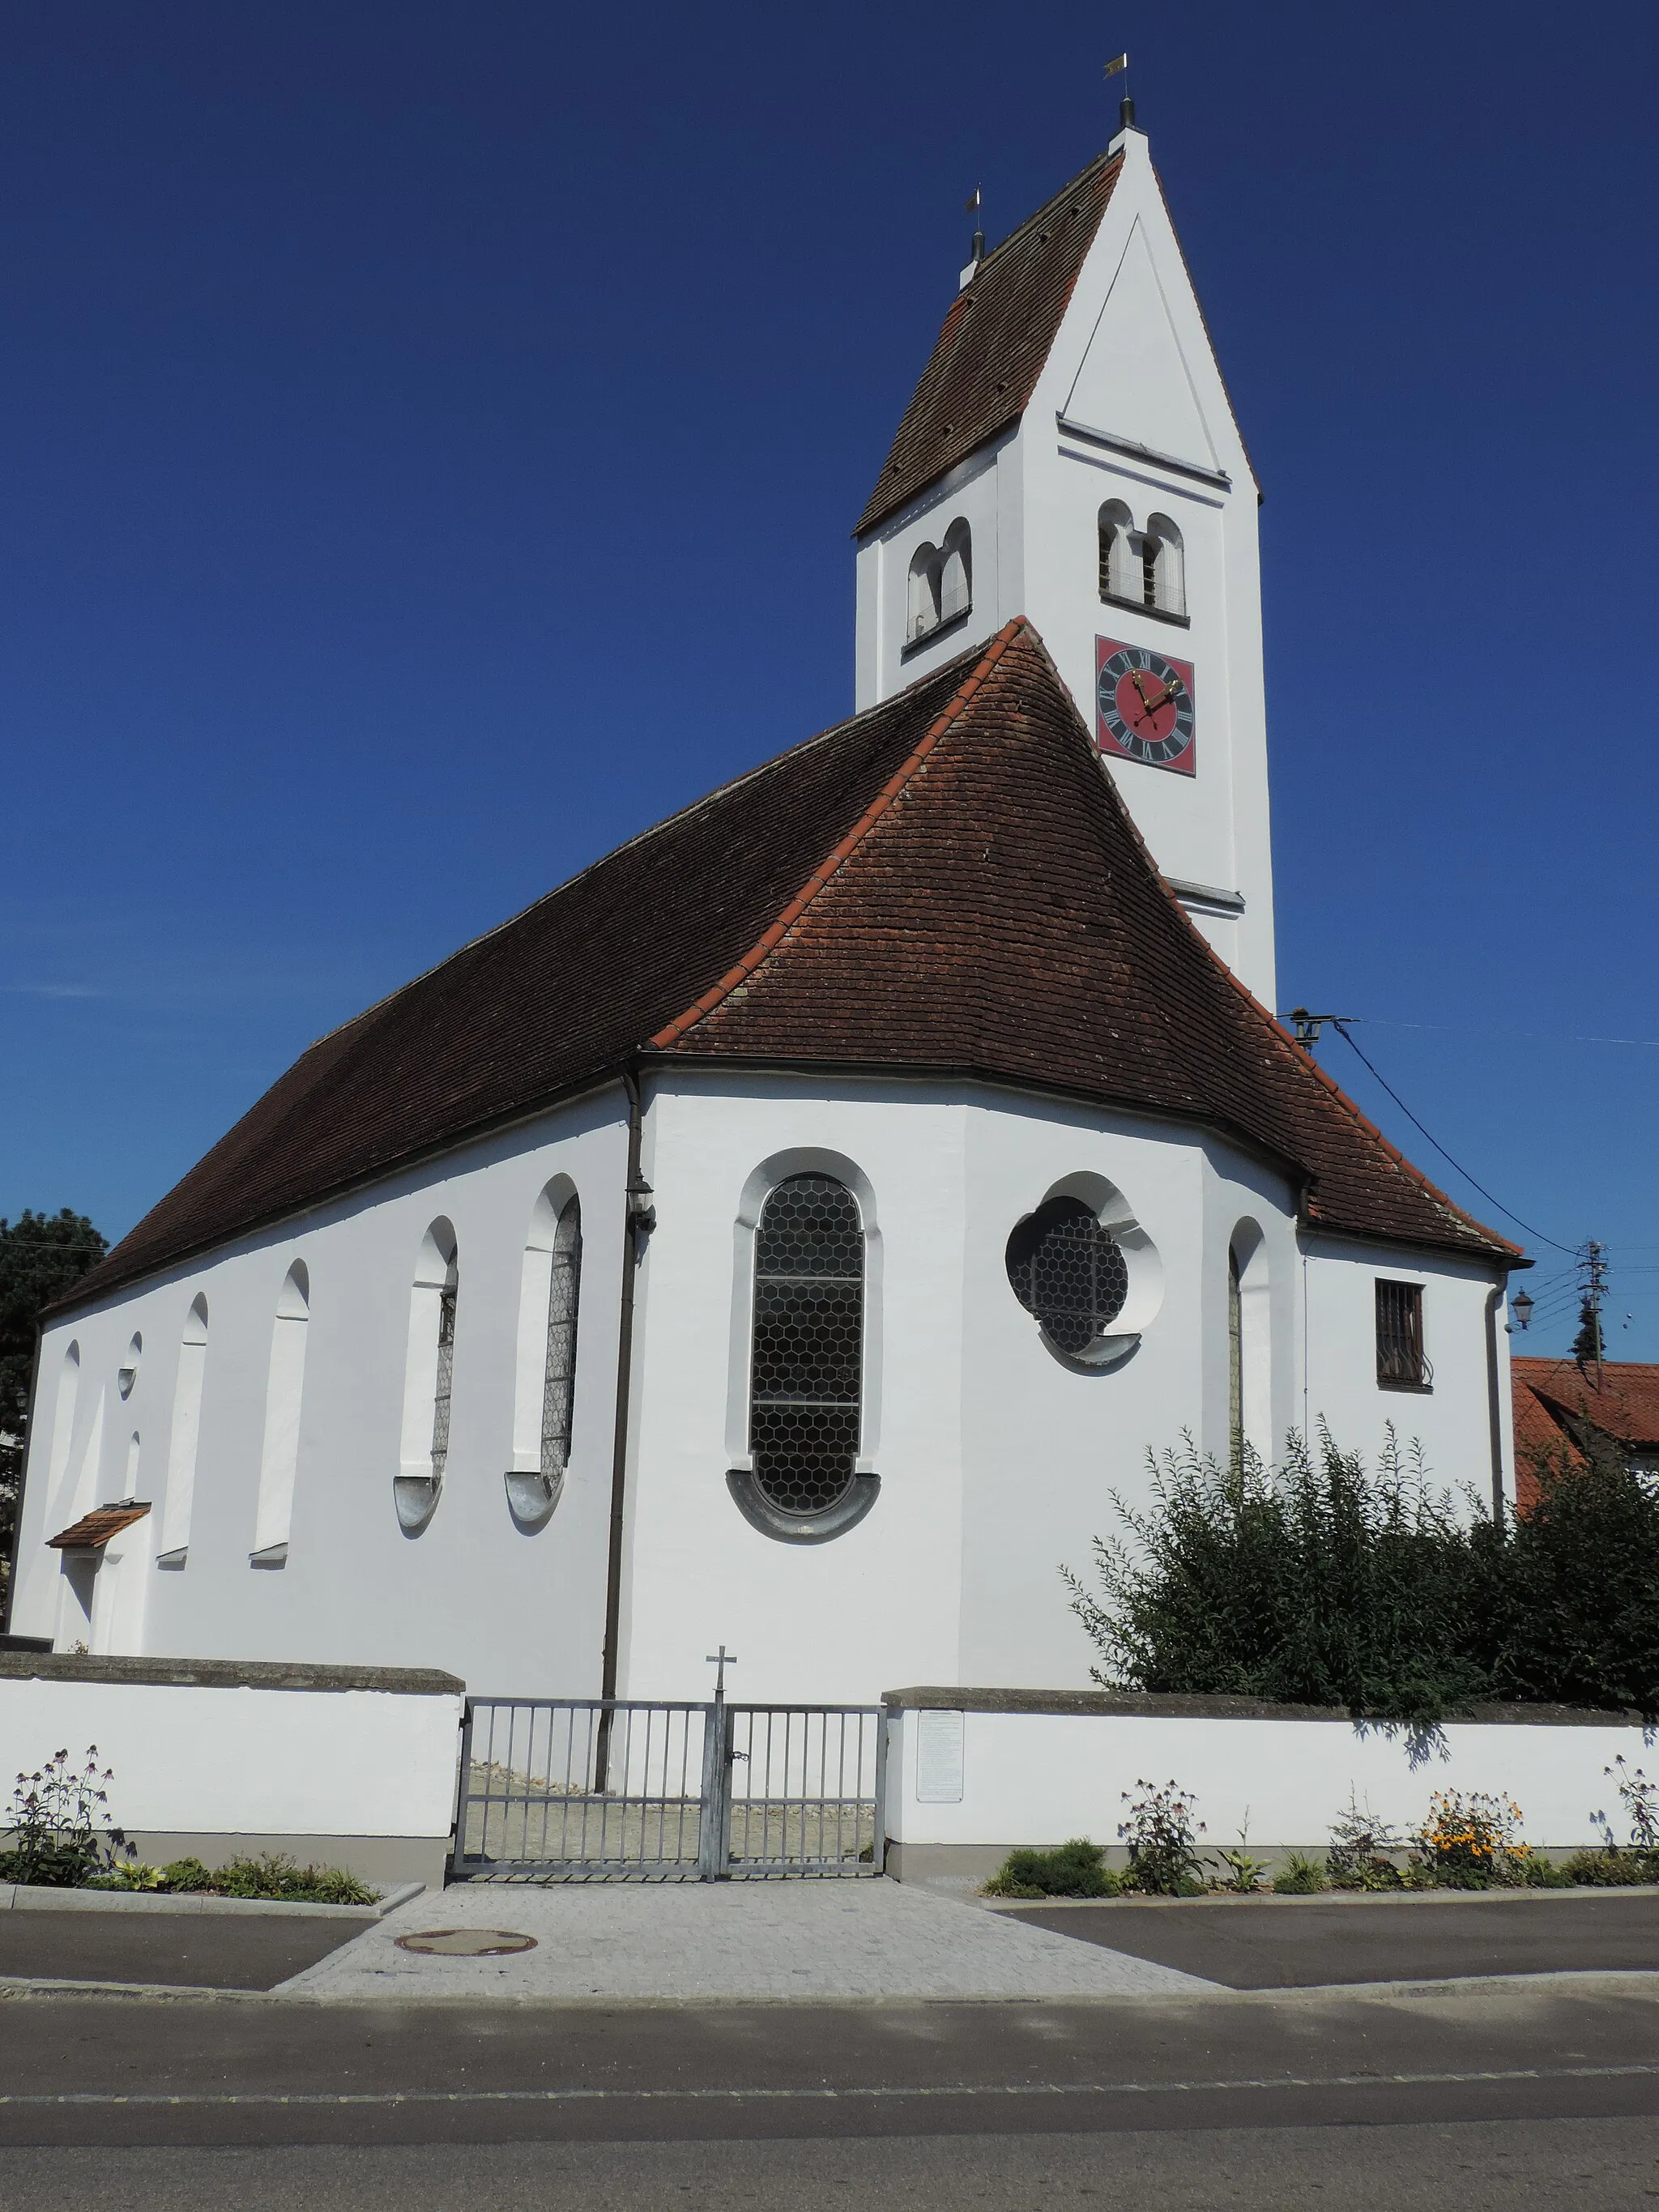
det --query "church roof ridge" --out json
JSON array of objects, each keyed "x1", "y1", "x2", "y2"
[
  {"x1": 56, "y1": 620, "x2": 1516, "y2": 1315},
  {"x1": 650, "y1": 620, "x2": 1029, "y2": 1049}
]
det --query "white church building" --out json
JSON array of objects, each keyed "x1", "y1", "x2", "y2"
[{"x1": 9, "y1": 117, "x2": 1525, "y2": 1706}]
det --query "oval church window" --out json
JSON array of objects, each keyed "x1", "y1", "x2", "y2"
[
  {"x1": 748, "y1": 1174, "x2": 864, "y2": 1517},
  {"x1": 1006, "y1": 1196, "x2": 1128, "y2": 1357}
]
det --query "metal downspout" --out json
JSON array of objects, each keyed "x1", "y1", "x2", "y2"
[
  {"x1": 600, "y1": 1063, "x2": 652, "y2": 1709},
  {"x1": 1484, "y1": 1283, "x2": 1507, "y2": 1521}
]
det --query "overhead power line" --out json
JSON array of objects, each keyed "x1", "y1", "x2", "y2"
[{"x1": 1325, "y1": 1021, "x2": 1577, "y2": 1255}]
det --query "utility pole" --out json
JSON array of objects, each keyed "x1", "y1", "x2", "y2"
[{"x1": 1574, "y1": 1240, "x2": 1610, "y2": 1390}]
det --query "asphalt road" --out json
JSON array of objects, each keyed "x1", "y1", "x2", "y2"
[
  {"x1": 0, "y1": 1911, "x2": 376, "y2": 1991},
  {"x1": 1003, "y1": 1890, "x2": 1659, "y2": 1988},
  {"x1": 2, "y1": 2120, "x2": 1658, "y2": 2211},
  {"x1": 2, "y1": 1982, "x2": 1659, "y2": 2205},
  {"x1": 2, "y1": 1980, "x2": 1659, "y2": 2148}
]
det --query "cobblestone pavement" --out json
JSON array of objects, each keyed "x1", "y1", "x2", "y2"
[{"x1": 276, "y1": 1877, "x2": 1216, "y2": 2002}]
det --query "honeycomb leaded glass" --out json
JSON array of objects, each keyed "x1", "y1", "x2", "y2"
[
  {"x1": 749, "y1": 1174, "x2": 864, "y2": 1515},
  {"x1": 540, "y1": 1197, "x2": 582, "y2": 1481},
  {"x1": 430, "y1": 1258, "x2": 458, "y2": 1479},
  {"x1": 1005, "y1": 1197, "x2": 1128, "y2": 1357}
]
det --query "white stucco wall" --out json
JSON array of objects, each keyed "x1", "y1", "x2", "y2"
[
  {"x1": 620, "y1": 1072, "x2": 1508, "y2": 1707},
  {"x1": 1301, "y1": 1237, "x2": 1512, "y2": 1518},
  {"x1": 11, "y1": 1085, "x2": 630, "y2": 1696},
  {"x1": 0, "y1": 1677, "x2": 461, "y2": 1842},
  {"x1": 11, "y1": 1068, "x2": 1512, "y2": 1711},
  {"x1": 855, "y1": 127, "x2": 1276, "y2": 1007},
  {"x1": 888, "y1": 1705, "x2": 1637, "y2": 1852}
]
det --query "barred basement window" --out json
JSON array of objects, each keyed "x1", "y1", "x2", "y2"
[
  {"x1": 540, "y1": 1197, "x2": 582, "y2": 1481},
  {"x1": 748, "y1": 1174, "x2": 864, "y2": 1517},
  {"x1": 1006, "y1": 1196, "x2": 1128, "y2": 1357},
  {"x1": 1375, "y1": 1278, "x2": 1430, "y2": 1390}
]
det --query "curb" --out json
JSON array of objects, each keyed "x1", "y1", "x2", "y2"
[
  {"x1": 0, "y1": 1880, "x2": 423, "y2": 1922},
  {"x1": 6, "y1": 1967, "x2": 1659, "y2": 2010},
  {"x1": 982, "y1": 1883, "x2": 1659, "y2": 1912}
]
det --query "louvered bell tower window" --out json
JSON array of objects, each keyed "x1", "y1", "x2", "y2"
[
  {"x1": 748, "y1": 1174, "x2": 864, "y2": 1515},
  {"x1": 1006, "y1": 1196, "x2": 1128, "y2": 1357}
]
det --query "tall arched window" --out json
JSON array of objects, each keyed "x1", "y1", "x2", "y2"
[
  {"x1": 159, "y1": 1296, "x2": 207, "y2": 1565},
  {"x1": 746, "y1": 1174, "x2": 865, "y2": 1524},
  {"x1": 541, "y1": 1198, "x2": 582, "y2": 1482},
  {"x1": 907, "y1": 542, "x2": 942, "y2": 642},
  {"x1": 1098, "y1": 500, "x2": 1135, "y2": 602},
  {"x1": 252, "y1": 1264, "x2": 309, "y2": 1564},
  {"x1": 939, "y1": 518, "x2": 972, "y2": 624},
  {"x1": 1229, "y1": 1224, "x2": 1270, "y2": 1464},
  {"x1": 397, "y1": 1220, "x2": 457, "y2": 1532},
  {"x1": 1143, "y1": 513, "x2": 1186, "y2": 616},
  {"x1": 508, "y1": 1187, "x2": 582, "y2": 1527}
]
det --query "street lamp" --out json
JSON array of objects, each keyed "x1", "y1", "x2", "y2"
[{"x1": 1512, "y1": 1288, "x2": 1534, "y2": 1332}]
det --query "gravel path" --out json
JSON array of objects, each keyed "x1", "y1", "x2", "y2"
[{"x1": 276, "y1": 1877, "x2": 1215, "y2": 2002}]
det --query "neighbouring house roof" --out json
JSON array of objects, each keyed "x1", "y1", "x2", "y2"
[
  {"x1": 1513, "y1": 1358, "x2": 1659, "y2": 1453},
  {"x1": 853, "y1": 151, "x2": 1124, "y2": 537},
  {"x1": 1509, "y1": 1370, "x2": 1587, "y2": 1513},
  {"x1": 57, "y1": 621, "x2": 1518, "y2": 1317},
  {"x1": 47, "y1": 1502, "x2": 151, "y2": 1552}
]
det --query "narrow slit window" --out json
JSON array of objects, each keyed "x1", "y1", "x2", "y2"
[
  {"x1": 749, "y1": 1174, "x2": 864, "y2": 1516},
  {"x1": 431, "y1": 1255, "x2": 458, "y2": 1479},
  {"x1": 1227, "y1": 1249, "x2": 1243, "y2": 1464},
  {"x1": 540, "y1": 1196, "x2": 582, "y2": 1481}
]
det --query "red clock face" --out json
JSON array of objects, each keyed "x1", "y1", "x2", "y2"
[{"x1": 1095, "y1": 639, "x2": 1196, "y2": 776}]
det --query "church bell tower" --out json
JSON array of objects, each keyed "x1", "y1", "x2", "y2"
[{"x1": 852, "y1": 117, "x2": 1277, "y2": 1009}]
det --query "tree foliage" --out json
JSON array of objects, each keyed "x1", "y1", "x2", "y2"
[
  {"x1": 1066, "y1": 1425, "x2": 1659, "y2": 1723},
  {"x1": 1063, "y1": 1426, "x2": 1487, "y2": 1724},
  {"x1": 0, "y1": 1210, "x2": 109, "y2": 1608}
]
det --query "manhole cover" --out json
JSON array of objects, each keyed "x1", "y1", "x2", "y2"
[{"x1": 394, "y1": 1928, "x2": 539, "y2": 1956}]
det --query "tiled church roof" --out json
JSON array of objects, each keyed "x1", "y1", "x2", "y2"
[
  {"x1": 854, "y1": 151, "x2": 1124, "y2": 537},
  {"x1": 62, "y1": 622, "x2": 1516, "y2": 1314}
]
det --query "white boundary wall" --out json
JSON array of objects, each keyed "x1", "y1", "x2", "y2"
[
  {"x1": 884, "y1": 1693, "x2": 1650, "y2": 1888},
  {"x1": 0, "y1": 1658, "x2": 464, "y2": 1889}
]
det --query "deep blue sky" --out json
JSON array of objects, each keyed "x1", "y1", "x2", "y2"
[{"x1": 3, "y1": 1, "x2": 1655, "y2": 1359}]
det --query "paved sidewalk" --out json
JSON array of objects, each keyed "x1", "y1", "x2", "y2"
[
  {"x1": 1001, "y1": 1889, "x2": 1659, "y2": 1991},
  {"x1": 278, "y1": 1877, "x2": 1215, "y2": 2002},
  {"x1": 0, "y1": 1906, "x2": 375, "y2": 1991}
]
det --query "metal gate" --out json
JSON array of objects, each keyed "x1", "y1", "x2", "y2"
[{"x1": 450, "y1": 1695, "x2": 885, "y2": 1880}]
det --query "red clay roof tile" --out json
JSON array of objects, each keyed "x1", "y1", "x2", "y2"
[
  {"x1": 61, "y1": 621, "x2": 1516, "y2": 1315},
  {"x1": 854, "y1": 152, "x2": 1124, "y2": 538}
]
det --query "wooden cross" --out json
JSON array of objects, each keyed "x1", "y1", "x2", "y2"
[{"x1": 706, "y1": 1645, "x2": 737, "y2": 1700}]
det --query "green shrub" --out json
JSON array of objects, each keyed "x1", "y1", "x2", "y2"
[
  {"x1": 206, "y1": 1852, "x2": 376, "y2": 1905},
  {"x1": 1064, "y1": 1429, "x2": 1488, "y2": 1724},
  {"x1": 1064, "y1": 1424, "x2": 1659, "y2": 1722},
  {"x1": 1273, "y1": 1852, "x2": 1327, "y2": 1894},
  {"x1": 984, "y1": 1838, "x2": 1119, "y2": 1899},
  {"x1": 1518, "y1": 1853, "x2": 1575, "y2": 1888},
  {"x1": 1559, "y1": 1848, "x2": 1659, "y2": 1888},
  {"x1": 1474, "y1": 1447, "x2": 1659, "y2": 1715},
  {"x1": 160, "y1": 1857, "x2": 212, "y2": 1892}
]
